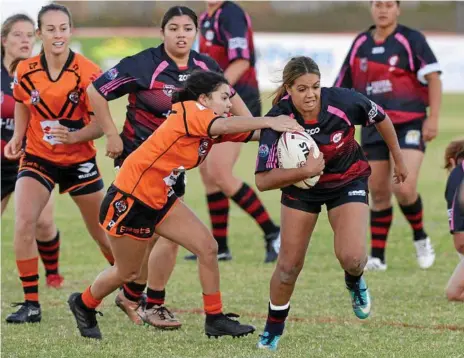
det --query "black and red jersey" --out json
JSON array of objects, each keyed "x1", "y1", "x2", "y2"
[
  {"x1": 1, "y1": 62, "x2": 15, "y2": 162},
  {"x1": 255, "y1": 87, "x2": 386, "y2": 200},
  {"x1": 93, "y1": 44, "x2": 222, "y2": 164},
  {"x1": 199, "y1": 1, "x2": 260, "y2": 112},
  {"x1": 334, "y1": 24, "x2": 440, "y2": 125}
]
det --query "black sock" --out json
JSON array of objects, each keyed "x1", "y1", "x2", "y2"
[
  {"x1": 146, "y1": 288, "x2": 165, "y2": 309},
  {"x1": 264, "y1": 302, "x2": 290, "y2": 335},
  {"x1": 345, "y1": 271, "x2": 362, "y2": 289},
  {"x1": 122, "y1": 282, "x2": 146, "y2": 302},
  {"x1": 399, "y1": 195, "x2": 427, "y2": 241}
]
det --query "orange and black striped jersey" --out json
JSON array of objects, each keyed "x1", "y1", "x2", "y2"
[
  {"x1": 114, "y1": 100, "x2": 253, "y2": 209},
  {"x1": 13, "y1": 50, "x2": 101, "y2": 165}
]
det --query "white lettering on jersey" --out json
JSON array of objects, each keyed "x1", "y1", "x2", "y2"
[
  {"x1": 305, "y1": 127, "x2": 320, "y2": 136},
  {"x1": 367, "y1": 100, "x2": 379, "y2": 124},
  {"x1": 178, "y1": 74, "x2": 189, "y2": 82},
  {"x1": 372, "y1": 46, "x2": 385, "y2": 54},
  {"x1": 228, "y1": 37, "x2": 248, "y2": 50},
  {"x1": 40, "y1": 120, "x2": 62, "y2": 145},
  {"x1": 366, "y1": 80, "x2": 392, "y2": 96}
]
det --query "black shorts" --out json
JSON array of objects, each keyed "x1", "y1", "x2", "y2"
[
  {"x1": 361, "y1": 119, "x2": 426, "y2": 161},
  {"x1": 18, "y1": 153, "x2": 104, "y2": 196},
  {"x1": 99, "y1": 184, "x2": 179, "y2": 240},
  {"x1": 236, "y1": 86, "x2": 261, "y2": 117},
  {"x1": 448, "y1": 182, "x2": 464, "y2": 234},
  {"x1": 1, "y1": 160, "x2": 19, "y2": 200},
  {"x1": 281, "y1": 178, "x2": 369, "y2": 214},
  {"x1": 115, "y1": 158, "x2": 186, "y2": 198}
]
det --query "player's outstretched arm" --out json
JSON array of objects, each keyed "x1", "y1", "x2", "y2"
[
  {"x1": 87, "y1": 83, "x2": 123, "y2": 159},
  {"x1": 209, "y1": 115, "x2": 303, "y2": 137},
  {"x1": 255, "y1": 148, "x2": 325, "y2": 191},
  {"x1": 374, "y1": 115, "x2": 408, "y2": 183}
]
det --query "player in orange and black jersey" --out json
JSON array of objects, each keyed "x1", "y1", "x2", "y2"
[
  {"x1": 254, "y1": 57, "x2": 407, "y2": 351},
  {"x1": 68, "y1": 69, "x2": 303, "y2": 341},
  {"x1": 1, "y1": 14, "x2": 65, "y2": 292},
  {"x1": 3, "y1": 4, "x2": 113, "y2": 325},
  {"x1": 335, "y1": 1, "x2": 442, "y2": 270},
  {"x1": 186, "y1": 0, "x2": 280, "y2": 264},
  {"x1": 88, "y1": 6, "x2": 258, "y2": 330}
]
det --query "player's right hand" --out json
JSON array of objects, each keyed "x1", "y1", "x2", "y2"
[
  {"x1": 105, "y1": 133, "x2": 123, "y2": 159},
  {"x1": 303, "y1": 148, "x2": 325, "y2": 177},
  {"x1": 4, "y1": 137, "x2": 23, "y2": 160},
  {"x1": 269, "y1": 115, "x2": 304, "y2": 133}
]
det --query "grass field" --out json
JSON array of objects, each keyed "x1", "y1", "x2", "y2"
[{"x1": 2, "y1": 94, "x2": 463, "y2": 358}]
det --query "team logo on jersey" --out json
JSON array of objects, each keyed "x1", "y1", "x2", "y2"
[
  {"x1": 68, "y1": 91, "x2": 80, "y2": 104},
  {"x1": 331, "y1": 131, "x2": 344, "y2": 144},
  {"x1": 163, "y1": 84, "x2": 176, "y2": 97},
  {"x1": 258, "y1": 144, "x2": 269, "y2": 158},
  {"x1": 367, "y1": 100, "x2": 379, "y2": 124},
  {"x1": 203, "y1": 21, "x2": 210, "y2": 28},
  {"x1": 114, "y1": 198, "x2": 128, "y2": 214},
  {"x1": 360, "y1": 58, "x2": 368, "y2": 72},
  {"x1": 31, "y1": 89, "x2": 40, "y2": 105},
  {"x1": 205, "y1": 30, "x2": 215, "y2": 42},
  {"x1": 105, "y1": 68, "x2": 119, "y2": 81},
  {"x1": 389, "y1": 55, "x2": 399, "y2": 67},
  {"x1": 198, "y1": 139, "x2": 210, "y2": 156}
]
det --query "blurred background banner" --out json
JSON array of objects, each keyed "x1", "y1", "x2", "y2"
[{"x1": 2, "y1": 1, "x2": 463, "y2": 92}]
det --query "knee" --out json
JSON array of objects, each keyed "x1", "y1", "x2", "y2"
[
  {"x1": 454, "y1": 242, "x2": 464, "y2": 256},
  {"x1": 36, "y1": 217, "x2": 56, "y2": 240},
  {"x1": 276, "y1": 260, "x2": 304, "y2": 285},
  {"x1": 370, "y1": 187, "x2": 392, "y2": 208},
  {"x1": 15, "y1": 214, "x2": 38, "y2": 239},
  {"x1": 393, "y1": 183, "x2": 417, "y2": 203},
  {"x1": 338, "y1": 253, "x2": 367, "y2": 273},
  {"x1": 446, "y1": 286, "x2": 463, "y2": 302},
  {"x1": 198, "y1": 237, "x2": 218, "y2": 259}
]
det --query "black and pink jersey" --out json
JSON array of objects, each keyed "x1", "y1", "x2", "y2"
[
  {"x1": 255, "y1": 87, "x2": 386, "y2": 200},
  {"x1": 93, "y1": 44, "x2": 222, "y2": 164},
  {"x1": 334, "y1": 24, "x2": 440, "y2": 125},
  {"x1": 1, "y1": 62, "x2": 16, "y2": 163},
  {"x1": 199, "y1": 1, "x2": 260, "y2": 115},
  {"x1": 445, "y1": 161, "x2": 464, "y2": 234}
]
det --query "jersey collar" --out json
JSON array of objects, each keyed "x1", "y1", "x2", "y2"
[{"x1": 40, "y1": 49, "x2": 75, "y2": 83}]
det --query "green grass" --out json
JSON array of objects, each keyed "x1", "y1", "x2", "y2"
[{"x1": 2, "y1": 94, "x2": 463, "y2": 358}]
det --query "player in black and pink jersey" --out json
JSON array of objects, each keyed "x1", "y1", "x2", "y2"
[
  {"x1": 185, "y1": 0, "x2": 280, "y2": 263},
  {"x1": 335, "y1": 1, "x2": 442, "y2": 271},
  {"x1": 255, "y1": 57, "x2": 407, "y2": 351},
  {"x1": 1, "y1": 14, "x2": 63, "y2": 295},
  {"x1": 88, "y1": 6, "x2": 255, "y2": 331}
]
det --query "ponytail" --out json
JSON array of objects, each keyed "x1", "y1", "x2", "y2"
[
  {"x1": 272, "y1": 84, "x2": 287, "y2": 106},
  {"x1": 172, "y1": 88, "x2": 197, "y2": 104}
]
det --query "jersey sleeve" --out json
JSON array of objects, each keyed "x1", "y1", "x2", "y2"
[
  {"x1": 334, "y1": 43, "x2": 354, "y2": 88},
  {"x1": 411, "y1": 31, "x2": 441, "y2": 85},
  {"x1": 219, "y1": 5, "x2": 251, "y2": 63},
  {"x1": 12, "y1": 62, "x2": 29, "y2": 103},
  {"x1": 255, "y1": 128, "x2": 280, "y2": 173},
  {"x1": 350, "y1": 90, "x2": 386, "y2": 126},
  {"x1": 81, "y1": 62, "x2": 103, "y2": 115},
  {"x1": 185, "y1": 103, "x2": 222, "y2": 137},
  {"x1": 93, "y1": 53, "x2": 149, "y2": 101}
]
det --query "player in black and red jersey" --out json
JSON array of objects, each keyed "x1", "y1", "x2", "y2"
[
  {"x1": 255, "y1": 57, "x2": 407, "y2": 351},
  {"x1": 88, "y1": 6, "x2": 256, "y2": 330},
  {"x1": 335, "y1": 1, "x2": 442, "y2": 271},
  {"x1": 184, "y1": 0, "x2": 280, "y2": 262},
  {"x1": 1, "y1": 14, "x2": 63, "y2": 290}
]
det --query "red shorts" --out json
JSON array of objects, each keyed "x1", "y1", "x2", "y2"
[{"x1": 99, "y1": 184, "x2": 178, "y2": 240}]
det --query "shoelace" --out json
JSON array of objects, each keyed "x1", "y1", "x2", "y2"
[
  {"x1": 149, "y1": 306, "x2": 175, "y2": 320},
  {"x1": 222, "y1": 312, "x2": 241, "y2": 325},
  {"x1": 417, "y1": 240, "x2": 434, "y2": 255},
  {"x1": 353, "y1": 287, "x2": 366, "y2": 306}
]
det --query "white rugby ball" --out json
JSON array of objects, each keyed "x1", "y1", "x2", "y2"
[{"x1": 277, "y1": 131, "x2": 321, "y2": 189}]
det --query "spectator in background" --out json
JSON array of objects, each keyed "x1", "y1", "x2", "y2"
[{"x1": 335, "y1": 0, "x2": 442, "y2": 271}]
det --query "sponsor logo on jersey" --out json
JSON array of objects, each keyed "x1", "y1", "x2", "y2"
[
  {"x1": 348, "y1": 190, "x2": 366, "y2": 196},
  {"x1": 31, "y1": 89, "x2": 40, "y2": 105},
  {"x1": 360, "y1": 58, "x2": 368, "y2": 72},
  {"x1": 205, "y1": 30, "x2": 215, "y2": 41},
  {"x1": 228, "y1": 37, "x2": 248, "y2": 50},
  {"x1": 178, "y1": 74, "x2": 189, "y2": 82},
  {"x1": 77, "y1": 162, "x2": 98, "y2": 179},
  {"x1": 258, "y1": 144, "x2": 269, "y2": 158},
  {"x1": 28, "y1": 62, "x2": 38, "y2": 70},
  {"x1": 203, "y1": 21, "x2": 210, "y2": 28},
  {"x1": 105, "y1": 68, "x2": 119, "y2": 81},
  {"x1": 305, "y1": 127, "x2": 320, "y2": 136},
  {"x1": 366, "y1": 80, "x2": 392, "y2": 96},
  {"x1": 68, "y1": 91, "x2": 80, "y2": 104},
  {"x1": 196, "y1": 103, "x2": 207, "y2": 111},
  {"x1": 372, "y1": 46, "x2": 385, "y2": 54},
  {"x1": 405, "y1": 130, "x2": 421, "y2": 145}
]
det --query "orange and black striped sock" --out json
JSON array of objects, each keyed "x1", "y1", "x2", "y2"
[
  {"x1": 207, "y1": 192, "x2": 229, "y2": 253},
  {"x1": 231, "y1": 183, "x2": 278, "y2": 236},
  {"x1": 399, "y1": 195, "x2": 428, "y2": 241},
  {"x1": 37, "y1": 231, "x2": 60, "y2": 276},
  {"x1": 16, "y1": 257, "x2": 39, "y2": 305},
  {"x1": 203, "y1": 291, "x2": 222, "y2": 315},
  {"x1": 78, "y1": 286, "x2": 102, "y2": 310}
]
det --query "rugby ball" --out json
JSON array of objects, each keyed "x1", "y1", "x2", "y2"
[{"x1": 277, "y1": 131, "x2": 321, "y2": 189}]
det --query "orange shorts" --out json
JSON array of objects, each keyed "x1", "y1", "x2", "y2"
[{"x1": 99, "y1": 184, "x2": 178, "y2": 240}]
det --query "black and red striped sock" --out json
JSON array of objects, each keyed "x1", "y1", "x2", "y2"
[
  {"x1": 122, "y1": 281, "x2": 146, "y2": 302},
  {"x1": 146, "y1": 288, "x2": 165, "y2": 309},
  {"x1": 370, "y1": 207, "x2": 393, "y2": 262},
  {"x1": 36, "y1": 231, "x2": 60, "y2": 276},
  {"x1": 399, "y1": 195, "x2": 427, "y2": 241},
  {"x1": 207, "y1": 192, "x2": 229, "y2": 253},
  {"x1": 231, "y1": 183, "x2": 278, "y2": 236}
]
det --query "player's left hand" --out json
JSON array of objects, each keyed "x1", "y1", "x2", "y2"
[
  {"x1": 422, "y1": 116, "x2": 439, "y2": 142},
  {"x1": 50, "y1": 124, "x2": 76, "y2": 144},
  {"x1": 393, "y1": 159, "x2": 408, "y2": 184}
]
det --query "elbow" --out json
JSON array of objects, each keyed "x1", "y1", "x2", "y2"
[{"x1": 255, "y1": 174, "x2": 271, "y2": 192}]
